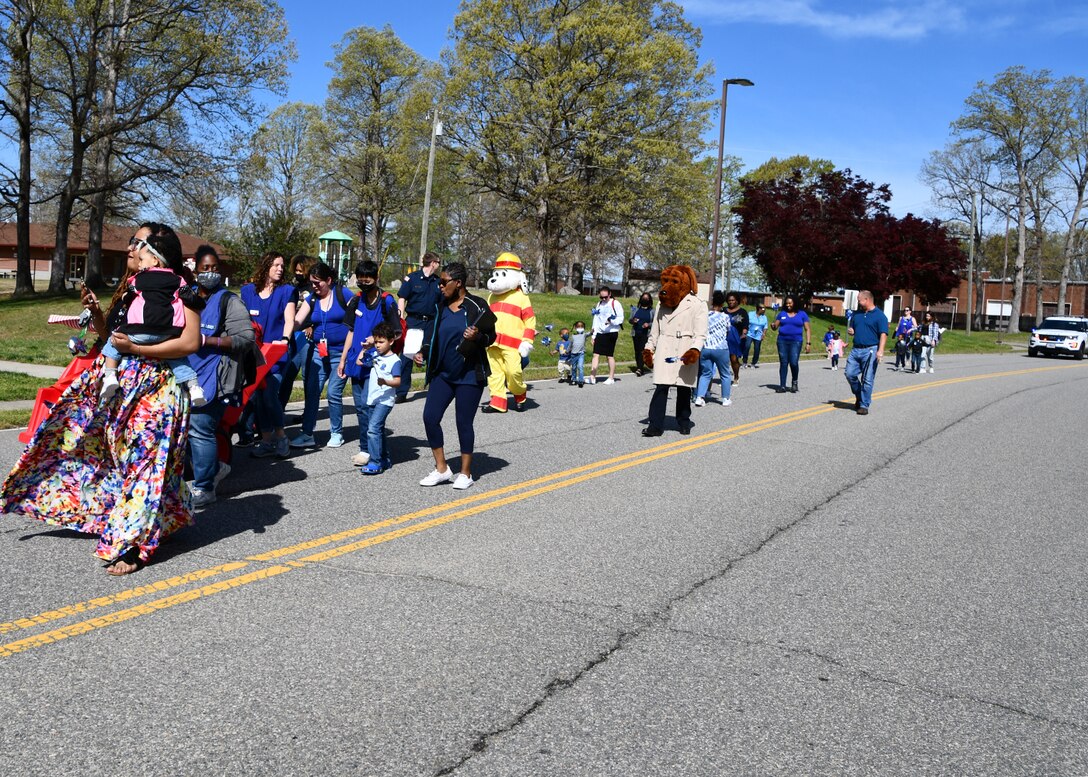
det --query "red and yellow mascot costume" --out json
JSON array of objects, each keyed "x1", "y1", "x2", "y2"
[{"x1": 484, "y1": 252, "x2": 536, "y2": 412}]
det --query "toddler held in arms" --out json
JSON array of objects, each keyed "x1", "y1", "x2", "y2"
[{"x1": 99, "y1": 236, "x2": 206, "y2": 406}]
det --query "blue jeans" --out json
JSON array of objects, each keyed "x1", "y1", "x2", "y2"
[
  {"x1": 302, "y1": 341, "x2": 346, "y2": 436},
  {"x1": 358, "y1": 401, "x2": 393, "y2": 468},
  {"x1": 278, "y1": 330, "x2": 309, "y2": 408},
  {"x1": 252, "y1": 370, "x2": 285, "y2": 433},
  {"x1": 744, "y1": 337, "x2": 763, "y2": 366},
  {"x1": 102, "y1": 334, "x2": 196, "y2": 384},
  {"x1": 188, "y1": 401, "x2": 226, "y2": 491},
  {"x1": 845, "y1": 345, "x2": 880, "y2": 408},
  {"x1": 697, "y1": 348, "x2": 732, "y2": 400},
  {"x1": 570, "y1": 352, "x2": 585, "y2": 383},
  {"x1": 777, "y1": 339, "x2": 802, "y2": 387}
]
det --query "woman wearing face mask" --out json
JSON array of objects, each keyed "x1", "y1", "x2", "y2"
[
  {"x1": 291, "y1": 262, "x2": 352, "y2": 449},
  {"x1": 185, "y1": 245, "x2": 263, "y2": 507},
  {"x1": 629, "y1": 292, "x2": 655, "y2": 376},
  {"x1": 278, "y1": 255, "x2": 314, "y2": 411}
]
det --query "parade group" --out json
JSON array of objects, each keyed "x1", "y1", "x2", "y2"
[{"x1": 0, "y1": 222, "x2": 913, "y2": 575}]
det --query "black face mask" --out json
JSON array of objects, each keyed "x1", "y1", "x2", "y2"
[{"x1": 294, "y1": 273, "x2": 306, "y2": 285}]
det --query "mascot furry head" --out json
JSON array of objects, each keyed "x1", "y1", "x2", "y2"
[
  {"x1": 659, "y1": 264, "x2": 698, "y2": 309},
  {"x1": 643, "y1": 264, "x2": 701, "y2": 372},
  {"x1": 487, "y1": 252, "x2": 527, "y2": 294}
]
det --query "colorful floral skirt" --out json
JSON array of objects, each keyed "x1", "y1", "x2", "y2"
[{"x1": 0, "y1": 354, "x2": 192, "y2": 564}]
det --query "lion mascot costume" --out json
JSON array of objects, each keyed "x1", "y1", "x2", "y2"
[
  {"x1": 483, "y1": 252, "x2": 536, "y2": 412},
  {"x1": 642, "y1": 264, "x2": 707, "y2": 436}
]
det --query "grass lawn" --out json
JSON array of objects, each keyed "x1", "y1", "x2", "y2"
[
  {"x1": 0, "y1": 371, "x2": 55, "y2": 401},
  {"x1": 0, "y1": 286, "x2": 1028, "y2": 377},
  {"x1": 0, "y1": 289, "x2": 88, "y2": 366},
  {"x1": 0, "y1": 409, "x2": 31, "y2": 430}
]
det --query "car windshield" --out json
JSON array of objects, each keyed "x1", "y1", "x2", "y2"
[{"x1": 1039, "y1": 319, "x2": 1086, "y2": 332}]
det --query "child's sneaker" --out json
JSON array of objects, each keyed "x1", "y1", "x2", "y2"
[
  {"x1": 99, "y1": 370, "x2": 119, "y2": 401},
  {"x1": 360, "y1": 462, "x2": 383, "y2": 476},
  {"x1": 187, "y1": 381, "x2": 207, "y2": 407}
]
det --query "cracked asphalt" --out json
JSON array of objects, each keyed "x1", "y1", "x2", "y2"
[{"x1": 1, "y1": 353, "x2": 1085, "y2": 775}]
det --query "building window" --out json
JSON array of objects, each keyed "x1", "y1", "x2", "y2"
[{"x1": 67, "y1": 253, "x2": 86, "y2": 281}]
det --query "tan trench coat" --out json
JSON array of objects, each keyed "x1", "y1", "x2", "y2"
[{"x1": 646, "y1": 292, "x2": 708, "y2": 388}]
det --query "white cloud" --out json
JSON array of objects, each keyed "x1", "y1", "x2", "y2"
[{"x1": 683, "y1": 0, "x2": 968, "y2": 40}]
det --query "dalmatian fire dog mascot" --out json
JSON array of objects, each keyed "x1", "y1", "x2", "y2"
[
  {"x1": 642, "y1": 264, "x2": 707, "y2": 437},
  {"x1": 483, "y1": 252, "x2": 537, "y2": 413}
]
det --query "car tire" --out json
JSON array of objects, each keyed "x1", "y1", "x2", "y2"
[
  {"x1": 1077, "y1": 345, "x2": 1085, "y2": 361},
  {"x1": 1029, "y1": 348, "x2": 1038, "y2": 357}
]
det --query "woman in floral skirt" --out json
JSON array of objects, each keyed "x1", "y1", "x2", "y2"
[{"x1": 0, "y1": 222, "x2": 201, "y2": 575}]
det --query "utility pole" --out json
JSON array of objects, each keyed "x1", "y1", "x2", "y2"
[
  {"x1": 709, "y1": 78, "x2": 753, "y2": 298},
  {"x1": 419, "y1": 109, "x2": 441, "y2": 262},
  {"x1": 966, "y1": 192, "x2": 977, "y2": 334}
]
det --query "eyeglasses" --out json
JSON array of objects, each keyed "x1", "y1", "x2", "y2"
[{"x1": 129, "y1": 236, "x2": 166, "y2": 265}]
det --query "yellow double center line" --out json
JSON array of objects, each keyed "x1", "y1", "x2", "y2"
[{"x1": 0, "y1": 363, "x2": 1078, "y2": 658}]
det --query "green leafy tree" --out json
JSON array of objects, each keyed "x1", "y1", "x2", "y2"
[
  {"x1": 444, "y1": 0, "x2": 713, "y2": 290},
  {"x1": 28, "y1": 0, "x2": 291, "y2": 293},
  {"x1": 952, "y1": 66, "x2": 1070, "y2": 333},
  {"x1": 320, "y1": 25, "x2": 435, "y2": 263}
]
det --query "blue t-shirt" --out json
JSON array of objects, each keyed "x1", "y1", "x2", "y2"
[
  {"x1": 434, "y1": 307, "x2": 476, "y2": 385},
  {"x1": 774, "y1": 311, "x2": 810, "y2": 343},
  {"x1": 748, "y1": 313, "x2": 768, "y2": 341},
  {"x1": 304, "y1": 289, "x2": 351, "y2": 348},
  {"x1": 852, "y1": 307, "x2": 890, "y2": 347},
  {"x1": 240, "y1": 283, "x2": 298, "y2": 371},
  {"x1": 366, "y1": 352, "x2": 403, "y2": 406}
]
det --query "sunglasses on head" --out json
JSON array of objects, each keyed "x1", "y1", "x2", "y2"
[{"x1": 129, "y1": 237, "x2": 166, "y2": 264}]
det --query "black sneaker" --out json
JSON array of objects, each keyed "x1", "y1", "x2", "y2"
[
  {"x1": 790, "y1": 381, "x2": 798, "y2": 393},
  {"x1": 641, "y1": 426, "x2": 663, "y2": 437}
]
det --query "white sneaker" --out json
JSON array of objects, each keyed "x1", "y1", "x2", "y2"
[
  {"x1": 327, "y1": 433, "x2": 345, "y2": 448},
  {"x1": 188, "y1": 383, "x2": 207, "y2": 408},
  {"x1": 419, "y1": 468, "x2": 453, "y2": 487},
  {"x1": 100, "y1": 371, "x2": 119, "y2": 401},
  {"x1": 351, "y1": 451, "x2": 371, "y2": 467},
  {"x1": 586, "y1": 376, "x2": 596, "y2": 385},
  {"x1": 722, "y1": 398, "x2": 732, "y2": 406},
  {"x1": 191, "y1": 488, "x2": 216, "y2": 508},
  {"x1": 694, "y1": 397, "x2": 706, "y2": 407},
  {"x1": 452, "y1": 473, "x2": 474, "y2": 490},
  {"x1": 929, "y1": 368, "x2": 934, "y2": 374},
  {"x1": 213, "y1": 463, "x2": 231, "y2": 491},
  {"x1": 603, "y1": 378, "x2": 615, "y2": 385}
]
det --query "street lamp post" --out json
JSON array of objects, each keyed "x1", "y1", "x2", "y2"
[{"x1": 709, "y1": 78, "x2": 754, "y2": 298}]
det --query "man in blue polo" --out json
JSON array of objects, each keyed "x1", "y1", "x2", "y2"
[
  {"x1": 845, "y1": 289, "x2": 888, "y2": 416},
  {"x1": 396, "y1": 251, "x2": 442, "y2": 402}
]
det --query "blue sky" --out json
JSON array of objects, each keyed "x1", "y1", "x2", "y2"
[{"x1": 278, "y1": 0, "x2": 1085, "y2": 218}]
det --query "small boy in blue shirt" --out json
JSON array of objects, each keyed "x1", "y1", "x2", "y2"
[
  {"x1": 552, "y1": 327, "x2": 572, "y2": 382},
  {"x1": 360, "y1": 322, "x2": 402, "y2": 475}
]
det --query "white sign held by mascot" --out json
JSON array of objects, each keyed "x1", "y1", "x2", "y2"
[{"x1": 483, "y1": 252, "x2": 536, "y2": 413}]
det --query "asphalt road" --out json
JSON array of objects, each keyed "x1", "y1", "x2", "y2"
[{"x1": 1, "y1": 352, "x2": 1086, "y2": 775}]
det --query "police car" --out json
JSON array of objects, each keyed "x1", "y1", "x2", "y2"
[{"x1": 1028, "y1": 316, "x2": 1088, "y2": 360}]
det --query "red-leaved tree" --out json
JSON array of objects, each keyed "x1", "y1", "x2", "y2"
[{"x1": 736, "y1": 168, "x2": 965, "y2": 303}]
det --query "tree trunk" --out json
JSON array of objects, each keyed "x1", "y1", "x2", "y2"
[
  {"x1": 10, "y1": 3, "x2": 36, "y2": 297},
  {"x1": 1058, "y1": 184, "x2": 1085, "y2": 313},
  {"x1": 1006, "y1": 179, "x2": 1028, "y2": 334},
  {"x1": 622, "y1": 230, "x2": 636, "y2": 298}
]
